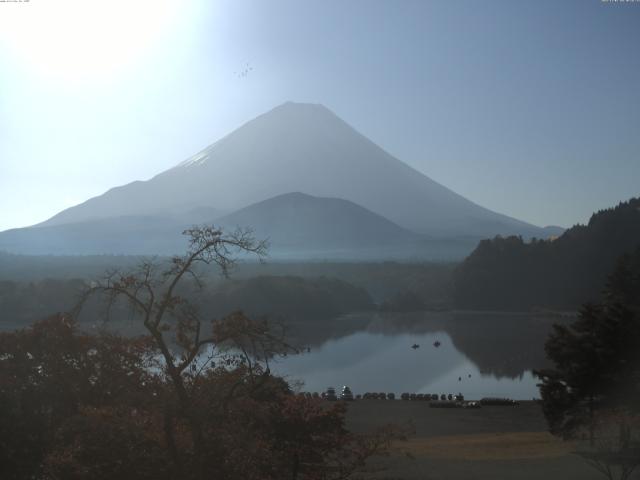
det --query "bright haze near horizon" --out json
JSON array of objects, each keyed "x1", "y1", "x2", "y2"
[{"x1": 1, "y1": 0, "x2": 639, "y2": 233}]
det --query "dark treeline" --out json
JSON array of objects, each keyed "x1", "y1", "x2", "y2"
[
  {"x1": 0, "y1": 275, "x2": 375, "y2": 330},
  {"x1": 0, "y1": 278, "x2": 87, "y2": 327},
  {"x1": 0, "y1": 259, "x2": 455, "y2": 330},
  {"x1": 454, "y1": 197, "x2": 640, "y2": 311},
  {"x1": 0, "y1": 254, "x2": 455, "y2": 305},
  {"x1": 203, "y1": 276, "x2": 374, "y2": 320},
  {"x1": 231, "y1": 262, "x2": 454, "y2": 305},
  {"x1": 0, "y1": 252, "x2": 141, "y2": 281},
  {"x1": 535, "y1": 246, "x2": 640, "y2": 472}
]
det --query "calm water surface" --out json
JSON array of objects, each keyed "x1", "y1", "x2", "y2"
[
  {"x1": 270, "y1": 312, "x2": 566, "y2": 400},
  {"x1": 1, "y1": 311, "x2": 565, "y2": 401}
]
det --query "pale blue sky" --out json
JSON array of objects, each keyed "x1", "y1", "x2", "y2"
[{"x1": 1, "y1": 0, "x2": 639, "y2": 232}]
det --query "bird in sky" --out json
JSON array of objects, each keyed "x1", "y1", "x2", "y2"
[{"x1": 234, "y1": 62, "x2": 253, "y2": 78}]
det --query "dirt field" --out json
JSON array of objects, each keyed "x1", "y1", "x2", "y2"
[{"x1": 345, "y1": 400, "x2": 637, "y2": 480}]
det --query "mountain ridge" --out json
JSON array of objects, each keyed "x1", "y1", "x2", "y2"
[
  {"x1": 36, "y1": 101, "x2": 549, "y2": 239},
  {"x1": 454, "y1": 197, "x2": 640, "y2": 310},
  {"x1": 215, "y1": 191, "x2": 422, "y2": 255},
  {"x1": 0, "y1": 191, "x2": 479, "y2": 259}
]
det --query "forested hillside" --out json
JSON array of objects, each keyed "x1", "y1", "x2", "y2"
[
  {"x1": 200, "y1": 275, "x2": 375, "y2": 321},
  {"x1": 454, "y1": 197, "x2": 640, "y2": 310},
  {"x1": 0, "y1": 275, "x2": 375, "y2": 329}
]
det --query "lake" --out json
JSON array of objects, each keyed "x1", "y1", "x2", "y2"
[
  {"x1": 270, "y1": 311, "x2": 570, "y2": 400},
  {"x1": 0, "y1": 310, "x2": 569, "y2": 401}
]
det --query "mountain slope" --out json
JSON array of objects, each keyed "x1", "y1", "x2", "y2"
[
  {"x1": 216, "y1": 192, "x2": 419, "y2": 250},
  {"x1": 38, "y1": 102, "x2": 547, "y2": 238},
  {"x1": 454, "y1": 197, "x2": 640, "y2": 310},
  {"x1": 0, "y1": 192, "x2": 479, "y2": 259},
  {"x1": 0, "y1": 193, "x2": 411, "y2": 256},
  {"x1": 0, "y1": 216, "x2": 189, "y2": 255}
]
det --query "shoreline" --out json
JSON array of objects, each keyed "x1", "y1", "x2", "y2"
[{"x1": 346, "y1": 400, "x2": 608, "y2": 479}]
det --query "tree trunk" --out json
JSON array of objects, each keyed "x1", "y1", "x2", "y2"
[
  {"x1": 589, "y1": 394, "x2": 595, "y2": 447},
  {"x1": 291, "y1": 452, "x2": 300, "y2": 480},
  {"x1": 152, "y1": 327, "x2": 207, "y2": 480},
  {"x1": 163, "y1": 403, "x2": 182, "y2": 476}
]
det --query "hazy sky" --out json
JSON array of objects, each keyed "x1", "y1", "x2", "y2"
[{"x1": 1, "y1": 0, "x2": 639, "y2": 232}]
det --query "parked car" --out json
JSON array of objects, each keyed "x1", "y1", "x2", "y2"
[
  {"x1": 480, "y1": 397, "x2": 518, "y2": 406},
  {"x1": 429, "y1": 400, "x2": 460, "y2": 408}
]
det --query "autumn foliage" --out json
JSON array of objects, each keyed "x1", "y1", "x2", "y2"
[
  {"x1": 0, "y1": 315, "x2": 399, "y2": 480},
  {"x1": 1, "y1": 227, "x2": 402, "y2": 479}
]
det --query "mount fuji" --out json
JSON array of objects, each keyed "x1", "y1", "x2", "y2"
[{"x1": 0, "y1": 102, "x2": 559, "y2": 257}]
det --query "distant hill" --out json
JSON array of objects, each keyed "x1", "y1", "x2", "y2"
[
  {"x1": 0, "y1": 274, "x2": 375, "y2": 328},
  {"x1": 33, "y1": 101, "x2": 551, "y2": 240},
  {"x1": 453, "y1": 197, "x2": 640, "y2": 310},
  {"x1": 201, "y1": 275, "x2": 375, "y2": 321},
  {"x1": 540, "y1": 225, "x2": 565, "y2": 238},
  {"x1": 0, "y1": 216, "x2": 190, "y2": 255},
  {"x1": 216, "y1": 192, "x2": 430, "y2": 259},
  {"x1": 0, "y1": 192, "x2": 477, "y2": 259}
]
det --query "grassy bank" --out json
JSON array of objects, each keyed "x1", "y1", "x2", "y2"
[{"x1": 345, "y1": 400, "x2": 620, "y2": 480}]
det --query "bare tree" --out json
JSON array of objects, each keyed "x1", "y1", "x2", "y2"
[
  {"x1": 75, "y1": 225, "x2": 288, "y2": 479},
  {"x1": 575, "y1": 410, "x2": 640, "y2": 480}
]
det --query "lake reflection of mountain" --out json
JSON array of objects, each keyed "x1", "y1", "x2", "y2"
[{"x1": 275, "y1": 311, "x2": 571, "y2": 399}]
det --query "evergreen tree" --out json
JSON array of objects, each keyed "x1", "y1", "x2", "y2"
[
  {"x1": 535, "y1": 248, "x2": 640, "y2": 443},
  {"x1": 455, "y1": 197, "x2": 640, "y2": 310}
]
